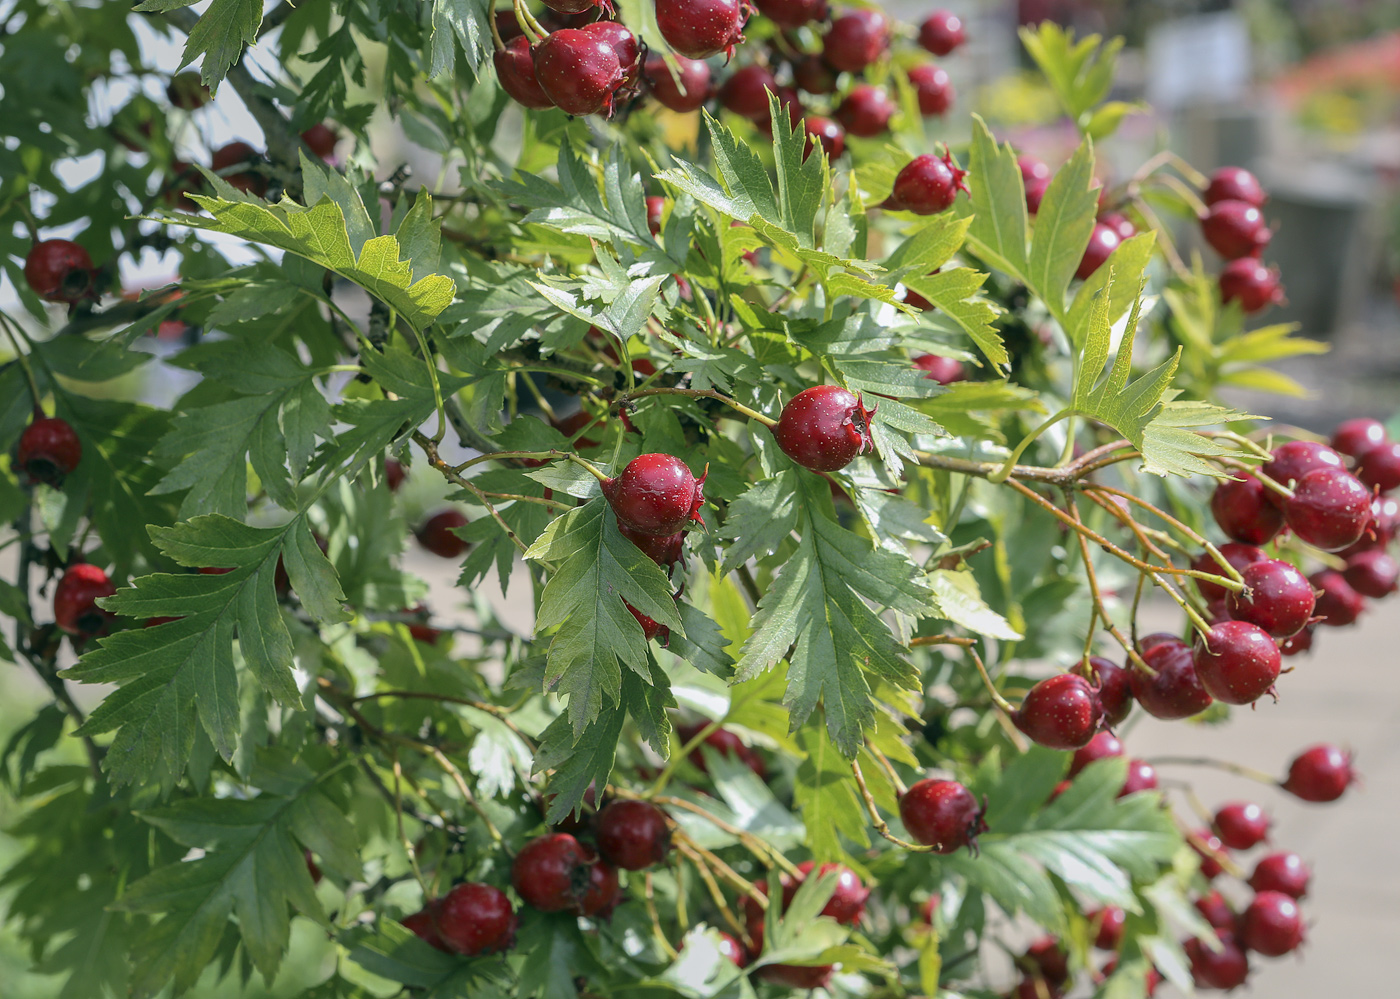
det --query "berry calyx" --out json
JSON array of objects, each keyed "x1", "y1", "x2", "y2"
[
  {"x1": 1013, "y1": 672, "x2": 1104, "y2": 750},
  {"x1": 1192, "y1": 621, "x2": 1280, "y2": 705},
  {"x1": 434, "y1": 882, "x2": 517, "y2": 955},
  {"x1": 774, "y1": 385, "x2": 875, "y2": 472},
  {"x1": 495, "y1": 36, "x2": 555, "y2": 110},
  {"x1": 1309, "y1": 569, "x2": 1365, "y2": 626},
  {"x1": 1072, "y1": 655, "x2": 1133, "y2": 726},
  {"x1": 1281, "y1": 743, "x2": 1356, "y2": 803},
  {"x1": 1075, "y1": 222, "x2": 1121, "y2": 280},
  {"x1": 402, "y1": 905, "x2": 450, "y2": 951},
  {"x1": 886, "y1": 150, "x2": 968, "y2": 214},
  {"x1": 1069, "y1": 731, "x2": 1123, "y2": 776},
  {"x1": 823, "y1": 10, "x2": 889, "y2": 73},
  {"x1": 510, "y1": 833, "x2": 597, "y2": 912},
  {"x1": 1190, "y1": 828, "x2": 1230, "y2": 879},
  {"x1": 1249, "y1": 851, "x2": 1310, "y2": 899},
  {"x1": 211, "y1": 141, "x2": 268, "y2": 196},
  {"x1": 718, "y1": 65, "x2": 778, "y2": 120},
  {"x1": 23, "y1": 239, "x2": 95, "y2": 303},
  {"x1": 913, "y1": 354, "x2": 966, "y2": 385},
  {"x1": 1186, "y1": 932, "x2": 1250, "y2": 990},
  {"x1": 1285, "y1": 467, "x2": 1372, "y2": 552},
  {"x1": 802, "y1": 116, "x2": 845, "y2": 160},
  {"x1": 645, "y1": 54, "x2": 712, "y2": 113},
  {"x1": 53, "y1": 563, "x2": 116, "y2": 637},
  {"x1": 917, "y1": 9, "x2": 965, "y2": 55},
  {"x1": 595, "y1": 800, "x2": 671, "y2": 870},
  {"x1": 532, "y1": 30, "x2": 626, "y2": 116},
  {"x1": 834, "y1": 83, "x2": 895, "y2": 137},
  {"x1": 1119, "y1": 759, "x2": 1158, "y2": 797},
  {"x1": 416, "y1": 509, "x2": 470, "y2": 558},
  {"x1": 1343, "y1": 549, "x2": 1398, "y2": 597},
  {"x1": 1226, "y1": 559, "x2": 1315, "y2": 638},
  {"x1": 17, "y1": 416, "x2": 83, "y2": 486},
  {"x1": 753, "y1": 0, "x2": 827, "y2": 29},
  {"x1": 655, "y1": 0, "x2": 746, "y2": 59},
  {"x1": 1240, "y1": 890, "x2": 1305, "y2": 956},
  {"x1": 1261, "y1": 441, "x2": 1344, "y2": 501},
  {"x1": 898, "y1": 778, "x2": 987, "y2": 853},
  {"x1": 1130, "y1": 636, "x2": 1213, "y2": 720},
  {"x1": 1214, "y1": 801, "x2": 1271, "y2": 850},
  {"x1": 1356, "y1": 441, "x2": 1400, "y2": 493},
  {"x1": 603, "y1": 453, "x2": 706, "y2": 535},
  {"x1": 1204, "y1": 167, "x2": 1267, "y2": 208},
  {"x1": 1201, "y1": 199, "x2": 1271, "y2": 259},
  {"x1": 908, "y1": 63, "x2": 953, "y2": 116},
  {"x1": 1210, "y1": 474, "x2": 1284, "y2": 545},
  {"x1": 1088, "y1": 906, "x2": 1125, "y2": 950},
  {"x1": 1219, "y1": 257, "x2": 1285, "y2": 313},
  {"x1": 1330, "y1": 417, "x2": 1386, "y2": 458}
]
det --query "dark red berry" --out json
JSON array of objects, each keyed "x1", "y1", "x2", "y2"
[
  {"x1": 300, "y1": 123, "x2": 338, "y2": 159},
  {"x1": 645, "y1": 195, "x2": 666, "y2": 236},
  {"x1": 823, "y1": 10, "x2": 889, "y2": 73},
  {"x1": 23, "y1": 240, "x2": 95, "y2": 303},
  {"x1": 625, "y1": 601, "x2": 667, "y2": 642},
  {"x1": 1240, "y1": 890, "x2": 1305, "y2": 956},
  {"x1": 1210, "y1": 474, "x2": 1284, "y2": 545},
  {"x1": 1099, "y1": 211, "x2": 1137, "y2": 241},
  {"x1": 577, "y1": 856, "x2": 621, "y2": 918},
  {"x1": 533, "y1": 30, "x2": 625, "y2": 116},
  {"x1": 1013, "y1": 673, "x2": 1104, "y2": 750},
  {"x1": 166, "y1": 72, "x2": 210, "y2": 110},
  {"x1": 1138, "y1": 631, "x2": 1182, "y2": 652},
  {"x1": 1069, "y1": 731, "x2": 1123, "y2": 776},
  {"x1": 1201, "y1": 199, "x2": 1271, "y2": 259},
  {"x1": 886, "y1": 150, "x2": 967, "y2": 214},
  {"x1": 595, "y1": 800, "x2": 671, "y2": 870},
  {"x1": 1195, "y1": 890, "x2": 1236, "y2": 930},
  {"x1": 1331, "y1": 417, "x2": 1387, "y2": 458},
  {"x1": 1344, "y1": 549, "x2": 1398, "y2": 597},
  {"x1": 385, "y1": 458, "x2": 406, "y2": 491},
  {"x1": 719, "y1": 65, "x2": 778, "y2": 120},
  {"x1": 757, "y1": 964, "x2": 834, "y2": 989},
  {"x1": 1214, "y1": 802, "x2": 1271, "y2": 850},
  {"x1": 913, "y1": 354, "x2": 965, "y2": 385},
  {"x1": 917, "y1": 9, "x2": 965, "y2": 55},
  {"x1": 908, "y1": 63, "x2": 953, "y2": 115},
  {"x1": 1280, "y1": 624, "x2": 1314, "y2": 656},
  {"x1": 834, "y1": 83, "x2": 894, "y2": 137},
  {"x1": 17, "y1": 416, "x2": 83, "y2": 485},
  {"x1": 1024, "y1": 175, "x2": 1050, "y2": 215},
  {"x1": 1130, "y1": 637, "x2": 1213, "y2": 720},
  {"x1": 715, "y1": 931, "x2": 747, "y2": 966},
  {"x1": 1226, "y1": 559, "x2": 1314, "y2": 638},
  {"x1": 920, "y1": 895, "x2": 940, "y2": 924},
  {"x1": 1022, "y1": 937, "x2": 1069, "y2": 987},
  {"x1": 1192, "y1": 621, "x2": 1280, "y2": 705},
  {"x1": 1219, "y1": 257, "x2": 1285, "y2": 313},
  {"x1": 676, "y1": 723, "x2": 767, "y2": 778},
  {"x1": 603, "y1": 454, "x2": 706, "y2": 535},
  {"x1": 899, "y1": 778, "x2": 987, "y2": 853},
  {"x1": 1204, "y1": 167, "x2": 1266, "y2": 208},
  {"x1": 1019, "y1": 155, "x2": 1051, "y2": 182},
  {"x1": 655, "y1": 0, "x2": 746, "y2": 59},
  {"x1": 1261, "y1": 441, "x2": 1344, "y2": 501},
  {"x1": 402, "y1": 905, "x2": 450, "y2": 951},
  {"x1": 618, "y1": 522, "x2": 685, "y2": 574},
  {"x1": 1075, "y1": 222, "x2": 1121, "y2": 280},
  {"x1": 416, "y1": 509, "x2": 469, "y2": 558},
  {"x1": 211, "y1": 141, "x2": 267, "y2": 196},
  {"x1": 1286, "y1": 467, "x2": 1372, "y2": 551},
  {"x1": 1309, "y1": 569, "x2": 1365, "y2": 626},
  {"x1": 53, "y1": 563, "x2": 116, "y2": 638},
  {"x1": 753, "y1": 0, "x2": 827, "y2": 29},
  {"x1": 1089, "y1": 906, "x2": 1125, "y2": 950},
  {"x1": 774, "y1": 385, "x2": 875, "y2": 472},
  {"x1": 802, "y1": 116, "x2": 845, "y2": 160},
  {"x1": 434, "y1": 882, "x2": 517, "y2": 955},
  {"x1": 1193, "y1": 545, "x2": 1266, "y2": 605},
  {"x1": 511, "y1": 833, "x2": 596, "y2": 912},
  {"x1": 1282, "y1": 744, "x2": 1356, "y2": 803},
  {"x1": 1249, "y1": 851, "x2": 1310, "y2": 899},
  {"x1": 1190, "y1": 828, "x2": 1230, "y2": 879},
  {"x1": 645, "y1": 54, "x2": 712, "y2": 112},
  {"x1": 1072, "y1": 655, "x2": 1133, "y2": 726},
  {"x1": 496, "y1": 36, "x2": 555, "y2": 109},
  {"x1": 1356, "y1": 441, "x2": 1400, "y2": 493},
  {"x1": 793, "y1": 55, "x2": 837, "y2": 94},
  {"x1": 1187, "y1": 932, "x2": 1249, "y2": 989},
  {"x1": 791, "y1": 860, "x2": 869, "y2": 924},
  {"x1": 581, "y1": 21, "x2": 640, "y2": 89}
]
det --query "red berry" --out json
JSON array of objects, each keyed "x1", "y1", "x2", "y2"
[
  {"x1": 1226, "y1": 559, "x2": 1314, "y2": 638},
  {"x1": 715, "y1": 931, "x2": 747, "y2": 967},
  {"x1": 1072, "y1": 656, "x2": 1133, "y2": 726},
  {"x1": 1261, "y1": 441, "x2": 1344, "y2": 501},
  {"x1": 753, "y1": 0, "x2": 827, "y2": 29},
  {"x1": 1281, "y1": 744, "x2": 1356, "y2": 803},
  {"x1": 1011, "y1": 977, "x2": 1064, "y2": 999},
  {"x1": 1331, "y1": 417, "x2": 1387, "y2": 458},
  {"x1": 917, "y1": 9, "x2": 965, "y2": 56},
  {"x1": 1195, "y1": 890, "x2": 1236, "y2": 930},
  {"x1": 1075, "y1": 222, "x2": 1121, "y2": 280},
  {"x1": 1018, "y1": 155, "x2": 1051, "y2": 182},
  {"x1": 511, "y1": 833, "x2": 596, "y2": 912},
  {"x1": 757, "y1": 964, "x2": 834, "y2": 989},
  {"x1": 211, "y1": 141, "x2": 267, "y2": 196},
  {"x1": 1192, "y1": 621, "x2": 1280, "y2": 705},
  {"x1": 802, "y1": 116, "x2": 845, "y2": 160},
  {"x1": 1285, "y1": 467, "x2": 1372, "y2": 552},
  {"x1": 533, "y1": 29, "x2": 626, "y2": 116},
  {"x1": 1024, "y1": 175, "x2": 1050, "y2": 215},
  {"x1": 618, "y1": 522, "x2": 685, "y2": 573},
  {"x1": 625, "y1": 601, "x2": 667, "y2": 642},
  {"x1": 913, "y1": 354, "x2": 965, "y2": 385},
  {"x1": 719, "y1": 65, "x2": 778, "y2": 120},
  {"x1": 645, "y1": 54, "x2": 712, "y2": 112},
  {"x1": 1201, "y1": 200, "x2": 1271, "y2": 259},
  {"x1": 920, "y1": 894, "x2": 940, "y2": 924},
  {"x1": 791, "y1": 860, "x2": 869, "y2": 924},
  {"x1": 774, "y1": 385, "x2": 875, "y2": 472},
  {"x1": 1214, "y1": 802, "x2": 1271, "y2": 850},
  {"x1": 17, "y1": 416, "x2": 83, "y2": 485},
  {"x1": 496, "y1": 36, "x2": 555, "y2": 109},
  {"x1": 1186, "y1": 932, "x2": 1250, "y2": 989},
  {"x1": 907, "y1": 63, "x2": 954, "y2": 116},
  {"x1": 887, "y1": 150, "x2": 967, "y2": 215},
  {"x1": 581, "y1": 21, "x2": 641, "y2": 89},
  {"x1": 408, "y1": 622, "x2": 444, "y2": 645},
  {"x1": 898, "y1": 778, "x2": 987, "y2": 853},
  {"x1": 578, "y1": 855, "x2": 622, "y2": 918},
  {"x1": 435, "y1": 882, "x2": 517, "y2": 955},
  {"x1": 300, "y1": 123, "x2": 338, "y2": 159},
  {"x1": 1193, "y1": 546, "x2": 1265, "y2": 605},
  {"x1": 1240, "y1": 890, "x2": 1304, "y2": 956},
  {"x1": 1210, "y1": 474, "x2": 1284, "y2": 545},
  {"x1": 1088, "y1": 906, "x2": 1125, "y2": 950},
  {"x1": 823, "y1": 10, "x2": 889, "y2": 73},
  {"x1": 603, "y1": 453, "x2": 706, "y2": 535},
  {"x1": 1204, "y1": 167, "x2": 1266, "y2": 208},
  {"x1": 793, "y1": 55, "x2": 837, "y2": 94},
  {"x1": 416, "y1": 509, "x2": 469, "y2": 558},
  {"x1": 1219, "y1": 257, "x2": 1284, "y2": 313},
  {"x1": 655, "y1": 0, "x2": 746, "y2": 59},
  {"x1": 676, "y1": 723, "x2": 767, "y2": 778},
  {"x1": 1137, "y1": 631, "x2": 1182, "y2": 652},
  {"x1": 1309, "y1": 569, "x2": 1365, "y2": 626},
  {"x1": 1069, "y1": 731, "x2": 1123, "y2": 776},
  {"x1": 53, "y1": 563, "x2": 116, "y2": 637},
  {"x1": 1249, "y1": 851, "x2": 1310, "y2": 899},
  {"x1": 1280, "y1": 624, "x2": 1314, "y2": 657},
  {"x1": 1130, "y1": 637, "x2": 1213, "y2": 720},
  {"x1": 1190, "y1": 828, "x2": 1230, "y2": 879},
  {"x1": 1343, "y1": 549, "x2": 1398, "y2": 597},
  {"x1": 1341, "y1": 495, "x2": 1400, "y2": 557},
  {"x1": 834, "y1": 83, "x2": 894, "y2": 137},
  {"x1": 1023, "y1": 937, "x2": 1069, "y2": 987},
  {"x1": 1356, "y1": 441, "x2": 1400, "y2": 493},
  {"x1": 1014, "y1": 673, "x2": 1104, "y2": 750},
  {"x1": 595, "y1": 800, "x2": 671, "y2": 870},
  {"x1": 23, "y1": 239, "x2": 95, "y2": 303},
  {"x1": 1099, "y1": 211, "x2": 1137, "y2": 241},
  {"x1": 645, "y1": 195, "x2": 666, "y2": 236},
  {"x1": 402, "y1": 905, "x2": 450, "y2": 951},
  {"x1": 384, "y1": 458, "x2": 406, "y2": 491},
  {"x1": 166, "y1": 72, "x2": 210, "y2": 110}
]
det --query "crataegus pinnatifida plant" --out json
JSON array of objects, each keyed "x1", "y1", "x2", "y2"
[{"x1": 0, "y1": 3, "x2": 1376, "y2": 998}]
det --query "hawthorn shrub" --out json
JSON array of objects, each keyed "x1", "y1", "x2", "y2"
[{"x1": 0, "y1": 2, "x2": 1379, "y2": 998}]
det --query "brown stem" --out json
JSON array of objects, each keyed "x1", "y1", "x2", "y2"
[{"x1": 850, "y1": 759, "x2": 935, "y2": 852}]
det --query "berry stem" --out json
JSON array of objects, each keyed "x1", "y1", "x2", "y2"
[
  {"x1": 866, "y1": 742, "x2": 909, "y2": 796},
  {"x1": 673, "y1": 839, "x2": 752, "y2": 945},
  {"x1": 968, "y1": 646, "x2": 1018, "y2": 716},
  {"x1": 352, "y1": 689, "x2": 537, "y2": 750},
  {"x1": 646, "y1": 718, "x2": 723, "y2": 797},
  {"x1": 413, "y1": 432, "x2": 535, "y2": 558},
  {"x1": 1147, "y1": 755, "x2": 1278, "y2": 786},
  {"x1": 1152, "y1": 572, "x2": 1214, "y2": 640},
  {"x1": 643, "y1": 872, "x2": 679, "y2": 960},
  {"x1": 1067, "y1": 510, "x2": 1155, "y2": 676},
  {"x1": 1152, "y1": 172, "x2": 1209, "y2": 217},
  {"x1": 641, "y1": 791, "x2": 803, "y2": 877},
  {"x1": 0, "y1": 315, "x2": 43, "y2": 408},
  {"x1": 487, "y1": 3, "x2": 505, "y2": 49},
  {"x1": 672, "y1": 830, "x2": 767, "y2": 909},
  {"x1": 618, "y1": 386, "x2": 778, "y2": 428},
  {"x1": 850, "y1": 758, "x2": 936, "y2": 852},
  {"x1": 1178, "y1": 818, "x2": 1246, "y2": 879},
  {"x1": 1084, "y1": 485, "x2": 1245, "y2": 592},
  {"x1": 510, "y1": 0, "x2": 546, "y2": 43},
  {"x1": 1128, "y1": 195, "x2": 1192, "y2": 281},
  {"x1": 910, "y1": 633, "x2": 976, "y2": 647}
]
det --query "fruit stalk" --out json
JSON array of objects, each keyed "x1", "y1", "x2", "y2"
[
  {"x1": 850, "y1": 758, "x2": 936, "y2": 852},
  {"x1": 618, "y1": 386, "x2": 779, "y2": 428}
]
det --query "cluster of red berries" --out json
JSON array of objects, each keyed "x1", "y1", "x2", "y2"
[
  {"x1": 1201, "y1": 167, "x2": 1285, "y2": 314},
  {"x1": 741, "y1": 860, "x2": 870, "y2": 986}
]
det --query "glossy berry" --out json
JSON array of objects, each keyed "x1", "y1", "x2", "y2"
[
  {"x1": 791, "y1": 860, "x2": 869, "y2": 924},
  {"x1": 581, "y1": 21, "x2": 640, "y2": 89},
  {"x1": 774, "y1": 385, "x2": 875, "y2": 472},
  {"x1": 533, "y1": 30, "x2": 625, "y2": 116},
  {"x1": 1285, "y1": 467, "x2": 1372, "y2": 551},
  {"x1": 677, "y1": 723, "x2": 767, "y2": 778},
  {"x1": 1193, "y1": 547, "x2": 1266, "y2": 606},
  {"x1": 1190, "y1": 828, "x2": 1230, "y2": 879},
  {"x1": 1195, "y1": 890, "x2": 1236, "y2": 929},
  {"x1": 625, "y1": 601, "x2": 667, "y2": 643},
  {"x1": 1280, "y1": 624, "x2": 1314, "y2": 657},
  {"x1": 835, "y1": 84, "x2": 895, "y2": 137},
  {"x1": 908, "y1": 63, "x2": 954, "y2": 115},
  {"x1": 1240, "y1": 891, "x2": 1305, "y2": 956},
  {"x1": 1250, "y1": 851, "x2": 1310, "y2": 899},
  {"x1": 495, "y1": 36, "x2": 554, "y2": 109},
  {"x1": 1099, "y1": 211, "x2": 1137, "y2": 241},
  {"x1": 1202, "y1": 200, "x2": 1272, "y2": 259},
  {"x1": 1192, "y1": 621, "x2": 1280, "y2": 705},
  {"x1": 1187, "y1": 932, "x2": 1249, "y2": 990},
  {"x1": 1214, "y1": 802, "x2": 1271, "y2": 850},
  {"x1": 1072, "y1": 655, "x2": 1133, "y2": 726},
  {"x1": 1022, "y1": 937, "x2": 1069, "y2": 987},
  {"x1": 1013, "y1": 673, "x2": 1104, "y2": 750},
  {"x1": 1069, "y1": 731, "x2": 1123, "y2": 777},
  {"x1": 618, "y1": 522, "x2": 685, "y2": 574},
  {"x1": 913, "y1": 354, "x2": 965, "y2": 385},
  {"x1": 24, "y1": 239, "x2": 95, "y2": 303},
  {"x1": 1343, "y1": 549, "x2": 1398, "y2": 597},
  {"x1": 1331, "y1": 417, "x2": 1387, "y2": 458},
  {"x1": 595, "y1": 800, "x2": 671, "y2": 870},
  {"x1": 511, "y1": 833, "x2": 597, "y2": 912},
  {"x1": 211, "y1": 141, "x2": 267, "y2": 196},
  {"x1": 1282, "y1": 744, "x2": 1356, "y2": 803},
  {"x1": 793, "y1": 56, "x2": 836, "y2": 94},
  {"x1": 603, "y1": 454, "x2": 706, "y2": 536},
  {"x1": 645, "y1": 54, "x2": 711, "y2": 113},
  {"x1": 1130, "y1": 637, "x2": 1213, "y2": 720},
  {"x1": 1089, "y1": 906, "x2": 1126, "y2": 950},
  {"x1": 1356, "y1": 441, "x2": 1400, "y2": 493},
  {"x1": 886, "y1": 150, "x2": 967, "y2": 214},
  {"x1": 1019, "y1": 155, "x2": 1051, "y2": 183},
  {"x1": 1227, "y1": 559, "x2": 1314, "y2": 638},
  {"x1": 719, "y1": 65, "x2": 778, "y2": 120},
  {"x1": 1205, "y1": 167, "x2": 1266, "y2": 208},
  {"x1": 1075, "y1": 222, "x2": 1121, "y2": 280},
  {"x1": 416, "y1": 510, "x2": 469, "y2": 558},
  {"x1": 402, "y1": 905, "x2": 450, "y2": 951},
  {"x1": 300, "y1": 123, "x2": 338, "y2": 159},
  {"x1": 802, "y1": 116, "x2": 845, "y2": 161},
  {"x1": 714, "y1": 932, "x2": 747, "y2": 967},
  {"x1": 1219, "y1": 257, "x2": 1284, "y2": 313},
  {"x1": 655, "y1": 0, "x2": 746, "y2": 59},
  {"x1": 753, "y1": 0, "x2": 827, "y2": 29},
  {"x1": 435, "y1": 882, "x2": 517, "y2": 955},
  {"x1": 53, "y1": 563, "x2": 116, "y2": 637},
  {"x1": 1309, "y1": 569, "x2": 1365, "y2": 626},
  {"x1": 1261, "y1": 441, "x2": 1344, "y2": 500},
  {"x1": 1210, "y1": 474, "x2": 1284, "y2": 545},
  {"x1": 917, "y1": 9, "x2": 965, "y2": 55},
  {"x1": 899, "y1": 778, "x2": 987, "y2": 853},
  {"x1": 823, "y1": 10, "x2": 889, "y2": 73},
  {"x1": 577, "y1": 855, "x2": 621, "y2": 918},
  {"x1": 17, "y1": 416, "x2": 83, "y2": 485},
  {"x1": 166, "y1": 72, "x2": 210, "y2": 110}
]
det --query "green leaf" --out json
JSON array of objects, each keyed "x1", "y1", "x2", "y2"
[
  {"x1": 718, "y1": 471, "x2": 801, "y2": 574},
  {"x1": 793, "y1": 724, "x2": 870, "y2": 862},
  {"x1": 179, "y1": 0, "x2": 262, "y2": 91},
  {"x1": 961, "y1": 116, "x2": 1029, "y2": 281},
  {"x1": 348, "y1": 922, "x2": 513, "y2": 997},
  {"x1": 1020, "y1": 23, "x2": 1123, "y2": 127},
  {"x1": 502, "y1": 143, "x2": 661, "y2": 252},
  {"x1": 902, "y1": 267, "x2": 1008, "y2": 369},
  {"x1": 1027, "y1": 139, "x2": 1098, "y2": 319},
  {"x1": 1067, "y1": 231, "x2": 1157, "y2": 347},
  {"x1": 429, "y1": 0, "x2": 493, "y2": 78},
  {"x1": 927, "y1": 568, "x2": 1023, "y2": 640}
]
